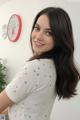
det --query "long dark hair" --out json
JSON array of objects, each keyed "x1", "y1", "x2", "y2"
[{"x1": 29, "y1": 7, "x2": 80, "y2": 99}]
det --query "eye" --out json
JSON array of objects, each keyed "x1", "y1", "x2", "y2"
[
  {"x1": 45, "y1": 31, "x2": 52, "y2": 36},
  {"x1": 33, "y1": 26, "x2": 40, "y2": 31}
]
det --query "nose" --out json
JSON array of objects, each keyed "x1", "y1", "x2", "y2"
[{"x1": 36, "y1": 31, "x2": 43, "y2": 41}]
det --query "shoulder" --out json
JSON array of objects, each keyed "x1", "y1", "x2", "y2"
[
  {"x1": 25, "y1": 58, "x2": 53, "y2": 67},
  {"x1": 25, "y1": 58, "x2": 56, "y2": 73}
]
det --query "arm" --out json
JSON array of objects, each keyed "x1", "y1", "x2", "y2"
[
  {"x1": 0, "y1": 90, "x2": 14, "y2": 113},
  {"x1": 0, "y1": 60, "x2": 38, "y2": 114},
  {"x1": 1, "y1": 108, "x2": 8, "y2": 114}
]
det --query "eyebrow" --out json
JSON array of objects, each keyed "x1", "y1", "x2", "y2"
[{"x1": 35, "y1": 23, "x2": 52, "y2": 31}]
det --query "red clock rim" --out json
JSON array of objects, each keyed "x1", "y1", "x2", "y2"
[{"x1": 7, "y1": 14, "x2": 22, "y2": 42}]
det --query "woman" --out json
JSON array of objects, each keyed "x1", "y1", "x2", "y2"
[{"x1": 0, "y1": 7, "x2": 80, "y2": 120}]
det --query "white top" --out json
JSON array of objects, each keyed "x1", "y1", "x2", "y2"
[{"x1": 5, "y1": 59, "x2": 57, "y2": 120}]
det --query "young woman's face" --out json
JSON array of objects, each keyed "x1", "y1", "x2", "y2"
[{"x1": 31, "y1": 14, "x2": 55, "y2": 56}]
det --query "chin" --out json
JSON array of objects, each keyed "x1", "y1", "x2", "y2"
[{"x1": 34, "y1": 51, "x2": 42, "y2": 56}]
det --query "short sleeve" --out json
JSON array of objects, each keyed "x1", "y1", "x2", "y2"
[{"x1": 5, "y1": 60, "x2": 38, "y2": 103}]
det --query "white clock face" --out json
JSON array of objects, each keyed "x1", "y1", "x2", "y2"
[{"x1": 7, "y1": 14, "x2": 22, "y2": 42}]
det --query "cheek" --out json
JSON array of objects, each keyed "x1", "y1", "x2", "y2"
[
  {"x1": 31, "y1": 32, "x2": 36, "y2": 42},
  {"x1": 51, "y1": 41, "x2": 54, "y2": 48},
  {"x1": 30, "y1": 33, "x2": 34, "y2": 45},
  {"x1": 48, "y1": 39, "x2": 54, "y2": 49}
]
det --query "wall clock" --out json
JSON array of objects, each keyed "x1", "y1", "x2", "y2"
[
  {"x1": 2, "y1": 24, "x2": 7, "y2": 40},
  {"x1": 7, "y1": 14, "x2": 22, "y2": 42}
]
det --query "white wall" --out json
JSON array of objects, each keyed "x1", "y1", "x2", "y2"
[{"x1": 0, "y1": 0, "x2": 80, "y2": 120}]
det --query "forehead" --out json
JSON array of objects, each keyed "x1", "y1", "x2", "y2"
[{"x1": 36, "y1": 14, "x2": 50, "y2": 28}]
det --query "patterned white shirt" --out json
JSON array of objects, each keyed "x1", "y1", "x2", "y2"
[{"x1": 5, "y1": 59, "x2": 57, "y2": 120}]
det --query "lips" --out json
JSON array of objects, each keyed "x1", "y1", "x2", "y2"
[{"x1": 34, "y1": 41, "x2": 45, "y2": 47}]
